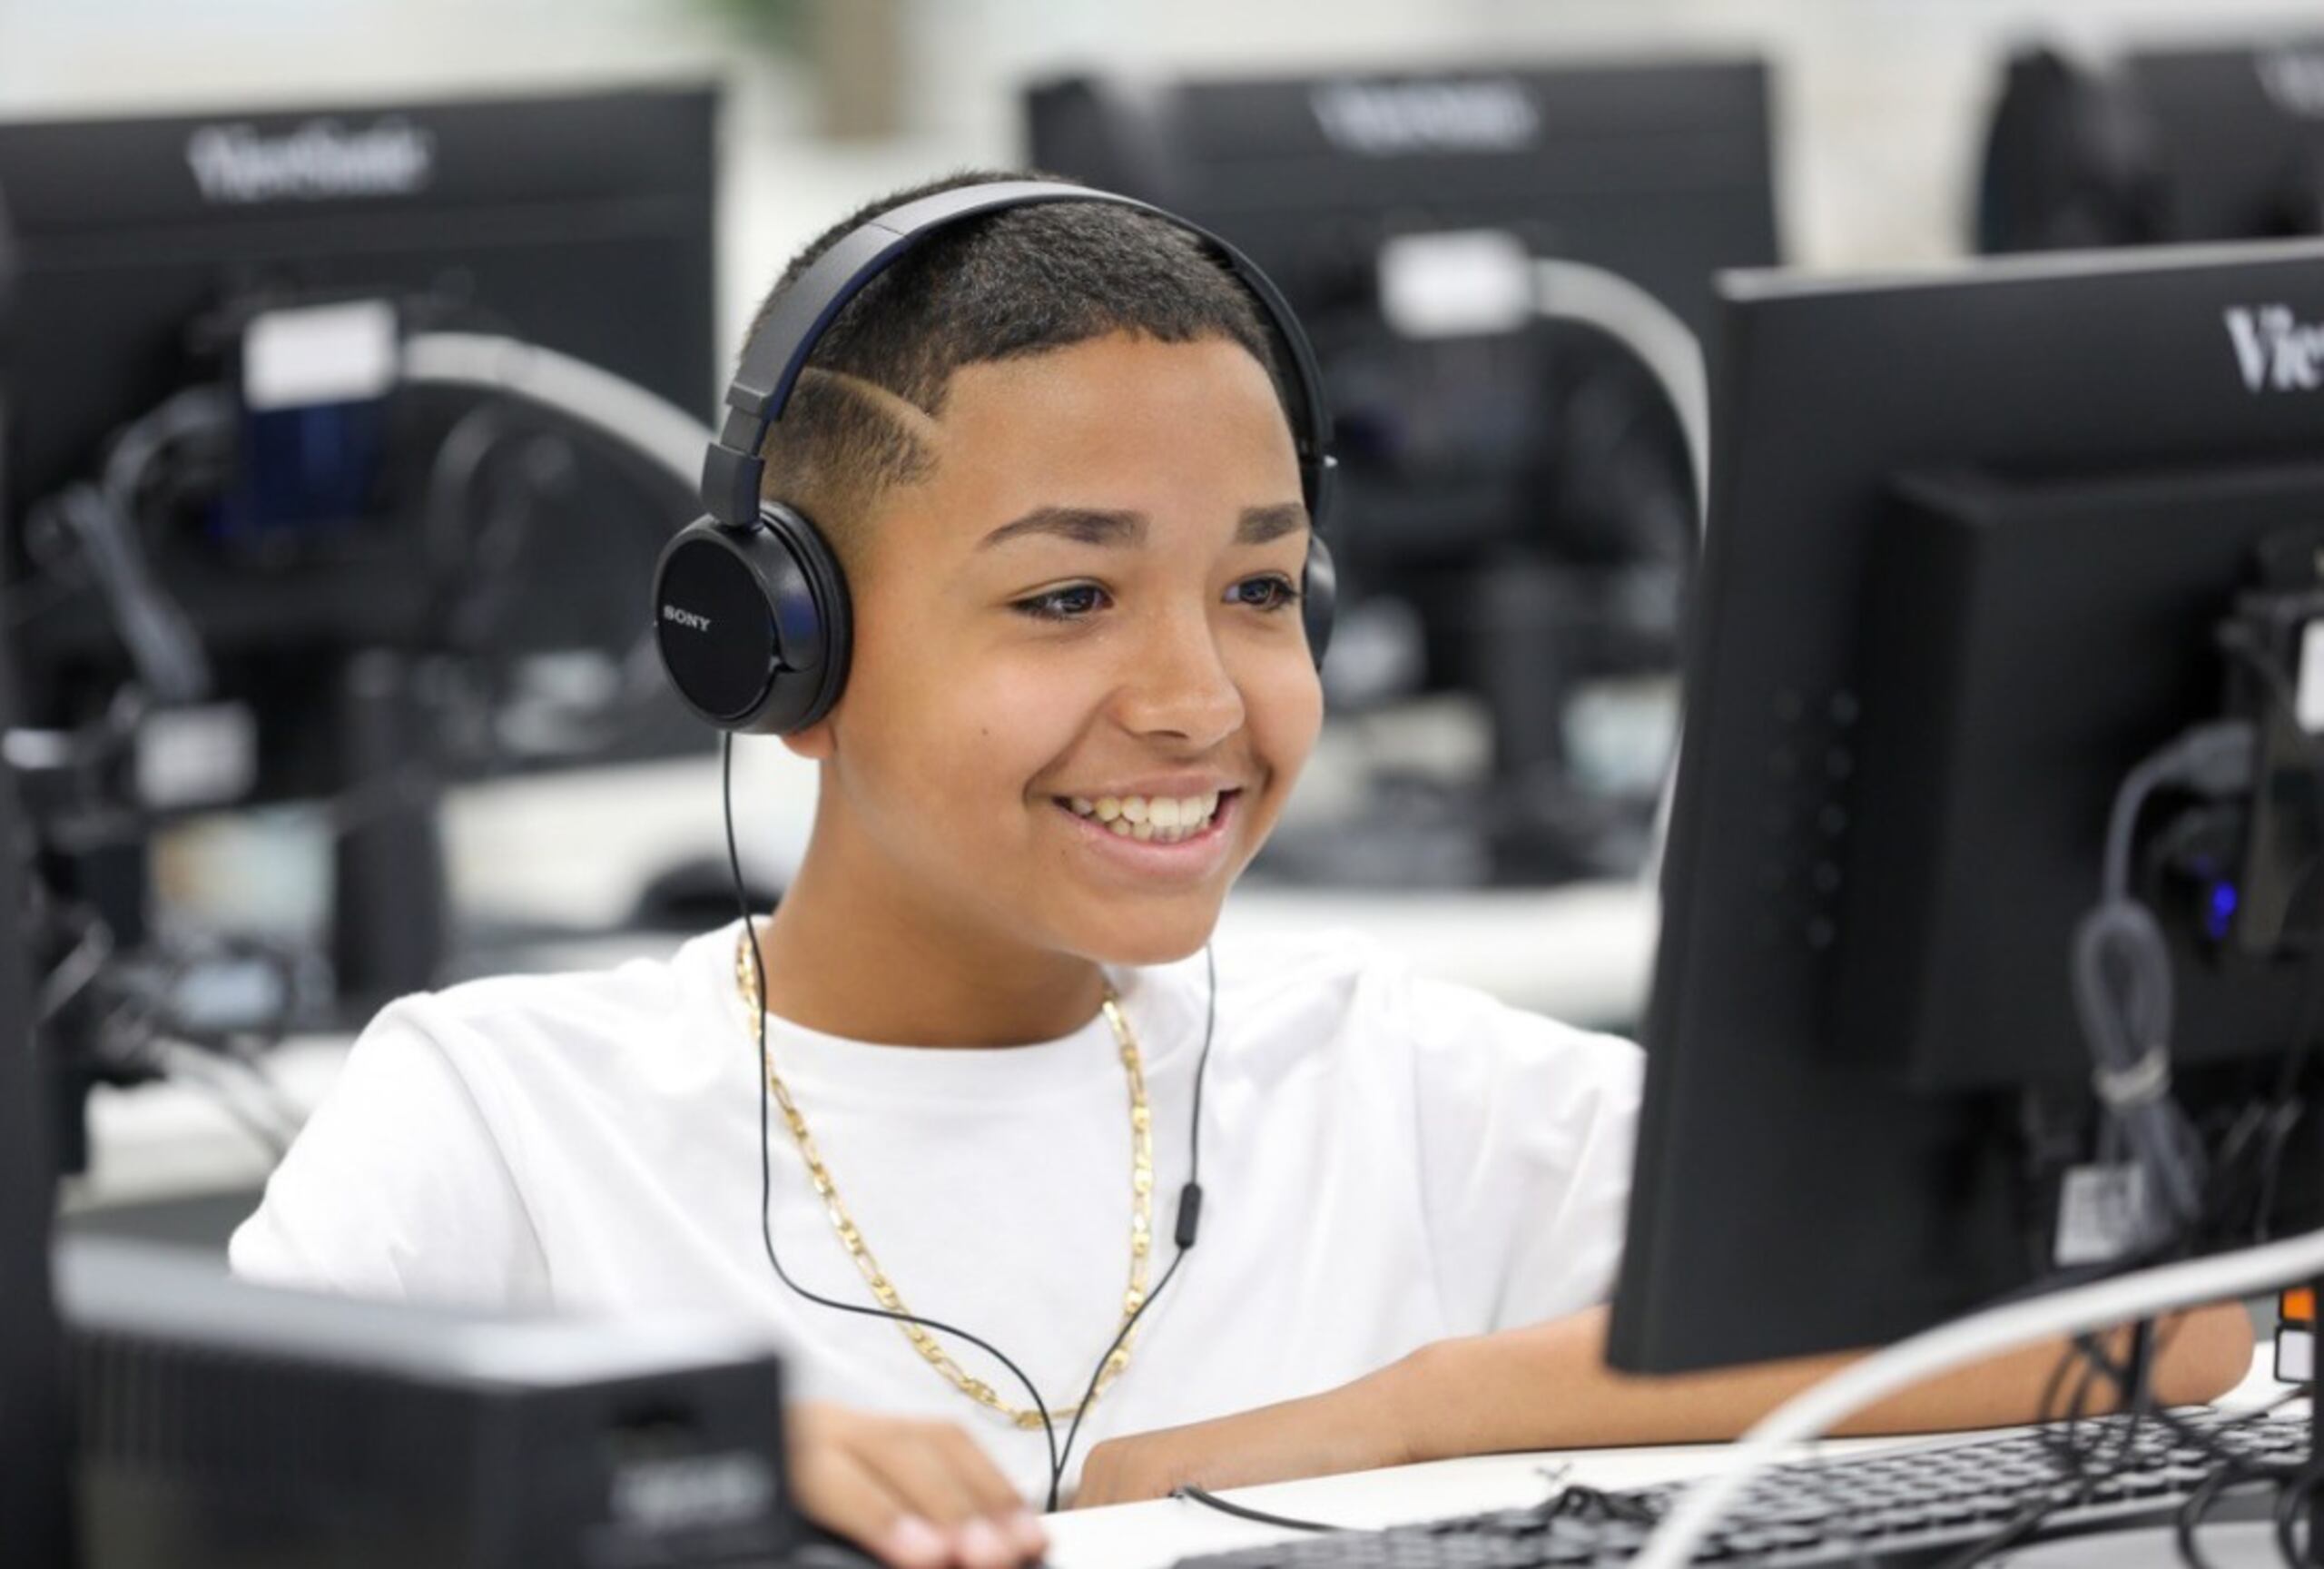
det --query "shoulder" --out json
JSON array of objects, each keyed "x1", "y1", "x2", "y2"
[
  {"x1": 1137, "y1": 923, "x2": 1640, "y2": 1100},
  {"x1": 372, "y1": 924, "x2": 740, "y2": 1103}
]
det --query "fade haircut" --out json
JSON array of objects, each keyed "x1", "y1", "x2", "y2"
[{"x1": 743, "y1": 169, "x2": 1294, "y2": 562}]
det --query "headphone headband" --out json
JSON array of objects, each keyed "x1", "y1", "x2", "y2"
[
  {"x1": 699, "y1": 180, "x2": 1335, "y2": 530},
  {"x1": 657, "y1": 178, "x2": 1341, "y2": 736}
]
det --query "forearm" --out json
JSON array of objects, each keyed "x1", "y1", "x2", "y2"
[
  {"x1": 1072, "y1": 1299, "x2": 2255, "y2": 1505},
  {"x1": 1391, "y1": 1300, "x2": 2257, "y2": 1464}
]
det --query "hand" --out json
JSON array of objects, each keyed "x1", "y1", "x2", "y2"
[
  {"x1": 1071, "y1": 1375, "x2": 1414, "y2": 1509},
  {"x1": 787, "y1": 1401, "x2": 1049, "y2": 1569}
]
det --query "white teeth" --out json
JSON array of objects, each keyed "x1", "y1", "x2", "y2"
[{"x1": 1063, "y1": 789, "x2": 1230, "y2": 840}]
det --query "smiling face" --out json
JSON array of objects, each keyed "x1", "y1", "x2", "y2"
[{"x1": 786, "y1": 331, "x2": 1324, "y2": 969}]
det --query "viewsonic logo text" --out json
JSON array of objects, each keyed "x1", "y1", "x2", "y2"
[
  {"x1": 1309, "y1": 80, "x2": 1539, "y2": 156},
  {"x1": 2224, "y1": 304, "x2": 2324, "y2": 393},
  {"x1": 185, "y1": 118, "x2": 435, "y2": 204}
]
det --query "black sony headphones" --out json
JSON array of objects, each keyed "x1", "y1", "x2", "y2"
[{"x1": 653, "y1": 179, "x2": 1338, "y2": 735}]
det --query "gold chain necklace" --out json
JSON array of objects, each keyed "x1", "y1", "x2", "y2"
[{"x1": 733, "y1": 927, "x2": 1155, "y2": 1430}]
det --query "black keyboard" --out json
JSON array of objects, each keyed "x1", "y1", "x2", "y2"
[{"x1": 1170, "y1": 1409, "x2": 2307, "y2": 1569}]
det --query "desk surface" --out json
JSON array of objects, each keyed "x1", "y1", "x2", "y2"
[{"x1": 1041, "y1": 1350, "x2": 2295, "y2": 1569}]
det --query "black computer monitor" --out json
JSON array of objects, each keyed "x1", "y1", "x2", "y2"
[
  {"x1": 0, "y1": 85, "x2": 714, "y2": 1013},
  {"x1": 0, "y1": 675, "x2": 75, "y2": 1559},
  {"x1": 1981, "y1": 39, "x2": 2324, "y2": 255},
  {"x1": 1610, "y1": 239, "x2": 2324, "y2": 1376},
  {"x1": 2128, "y1": 42, "x2": 2324, "y2": 242},
  {"x1": 1028, "y1": 63, "x2": 1777, "y2": 883}
]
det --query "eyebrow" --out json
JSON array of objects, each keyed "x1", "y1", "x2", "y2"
[
  {"x1": 1235, "y1": 503, "x2": 1307, "y2": 545},
  {"x1": 977, "y1": 503, "x2": 1309, "y2": 551}
]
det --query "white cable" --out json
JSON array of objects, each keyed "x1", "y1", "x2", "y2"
[
  {"x1": 399, "y1": 331, "x2": 710, "y2": 496},
  {"x1": 1630, "y1": 1222, "x2": 2324, "y2": 1569},
  {"x1": 1531, "y1": 259, "x2": 1710, "y2": 528},
  {"x1": 1530, "y1": 260, "x2": 1709, "y2": 892}
]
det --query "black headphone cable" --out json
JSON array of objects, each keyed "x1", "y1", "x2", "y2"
[
  {"x1": 1047, "y1": 940, "x2": 1215, "y2": 1503},
  {"x1": 721, "y1": 735, "x2": 1215, "y2": 1514}
]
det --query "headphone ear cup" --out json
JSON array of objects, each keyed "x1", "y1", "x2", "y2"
[
  {"x1": 755, "y1": 501, "x2": 853, "y2": 734},
  {"x1": 651, "y1": 501, "x2": 852, "y2": 735},
  {"x1": 1301, "y1": 532, "x2": 1337, "y2": 672}
]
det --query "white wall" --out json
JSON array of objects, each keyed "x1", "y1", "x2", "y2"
[
  {"x1": 7, "y1": 0, "x2": 2324, "y2": 349},
  {"x1": 9, "y1": 0, "x2": 2319, "y2": 957}
]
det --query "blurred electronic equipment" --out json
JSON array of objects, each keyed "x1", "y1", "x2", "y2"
[
  {"x1": 1981, "y1": 39, "x2": 2324, "y2": 253},
  {"x1": 1028, "y1": 61, "x2": 1778, "y2": 885},
  {"x1": 1611, "y1": 238, "x2": 2324, "y2": 1374},
  {"x1": 2, "y1": 524, "x2": 803, "y2": 1569},
  {"x1": 58, "y1": 1239, "x2": 798, "y2": 1569},
  {"x1": 0, "y1": 87, "x2": 715, "y2": 1163},
  {"x1": 0, "y1": 639, "x2": 76, "y2": 1569}
]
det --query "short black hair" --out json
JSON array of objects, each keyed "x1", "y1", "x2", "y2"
[{"x1": 744, "y1": 169, "x2": 1292, "y2": 559}]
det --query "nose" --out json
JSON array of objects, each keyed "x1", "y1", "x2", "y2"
[{"x1": 1111, "y1": 603, "x2": 1246, "y2": 750}]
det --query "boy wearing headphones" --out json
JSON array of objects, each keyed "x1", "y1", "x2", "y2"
[{"x1": 232, "y1": 174, "x2": 2252, "y2": 1569}]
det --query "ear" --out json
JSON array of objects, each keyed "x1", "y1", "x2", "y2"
[{"x1": 779, "y1": 715, "x2": 836, "y2": 763}]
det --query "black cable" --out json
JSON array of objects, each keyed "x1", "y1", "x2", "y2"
[
  {"x1": 1536, "y1": 1482, "x2": 1662, "y2": 1526},
  {"x1": 1189, "y1": 941, "x2": 1216, "y2": 1179},
  {"x1": 1928, "y1": 1498, "x2": 2056, "y2": 1569},
  {"x1": 2220, "y1": 634, "x2": 2324, "y2": 1124},
  {"x1": 2177, "y1": 1458, "x2": 2294, "y2": 1569},
  {"x1": 722, "y1": 738, "x2": 1227, "y2": 1514},
  {"x1": 2003, "y1": 633, "x2": 2320, "y2": 1286},
  {"x1": 1938, "y1": 1317, "x2": 2206, "y2": 1569},
  {"x1": 35, "y1": 907, "x2": 114, "y2": 1027},
  {"x1": 1170, "y1": 1484, "x2": 1344, "y2": 1534},
  {"x1": 721, "y1": 735, "x2": 1067, "y2": 1503},
  {"x1": 2040, "y1": 1333, "x2": 2111, "y2": 1493},
  {"x1": 2271, "y1": 1455, "x2": 2324, "y2": 1568},
  {"x1": 2055, "y1": 1317, "x2": 2254, "y2": 1481},
  {"x1": 2031, "y1": 1313, "x2": 2324, "y2": 1569},
  {"x1": 1049, "y1": 942, "x2": 1219, "y2": 1504},
  {"x1": 19, "y1": 386, "x2": 226, "y2": 706}
]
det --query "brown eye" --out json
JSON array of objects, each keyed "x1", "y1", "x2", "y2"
[
  {"x1": 1227, "y1": 576, "x2": 1301, "y2": 612},
  {"x1": 1014, "y1": 583, "x2": 1109, "y2": 621}
]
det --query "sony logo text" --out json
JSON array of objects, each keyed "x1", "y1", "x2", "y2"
[{"x1": 661, "y1": 606, "x2": 714, "y2": 633}]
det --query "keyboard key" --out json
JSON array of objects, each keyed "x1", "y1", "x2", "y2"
[{"x1": 1168, "y1": 1414, "x2": 2308, "y2": 1569}]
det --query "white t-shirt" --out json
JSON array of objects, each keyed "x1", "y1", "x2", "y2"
[{"x1": 230, "y1": 923, "x2": 1642, "y2": 1501}]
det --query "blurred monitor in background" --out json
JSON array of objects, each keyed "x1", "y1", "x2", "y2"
[
  {"x1": 1028, "y1": 62, "x2": 1778, "y2": 889},
  {"x1": 1981, "y1": 37, "x2": 2324, "y2": 255},
  {"x1": 0, "y1": 86, "x2": 715, "y2": 1168}
]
